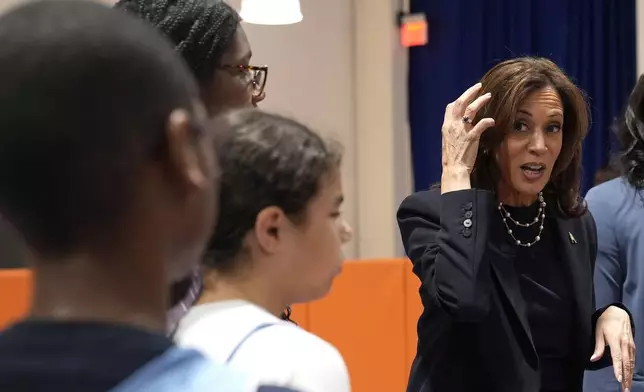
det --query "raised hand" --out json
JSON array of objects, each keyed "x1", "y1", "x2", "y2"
[{"x1": 441, "y1": 83, "x2": 495, "y2": 194}]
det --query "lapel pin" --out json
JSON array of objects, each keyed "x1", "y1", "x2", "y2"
[{"x1": 569, "y1": 232, "x2": 577, "y2": 244}]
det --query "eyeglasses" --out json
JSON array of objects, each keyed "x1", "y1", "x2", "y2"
[{"x1": 220, "y1": 64, "x2": 268, "y2": 98}]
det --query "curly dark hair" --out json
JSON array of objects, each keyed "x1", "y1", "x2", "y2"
[
  {"x1": 204, "y1": 109, "x2": 343, "y2": 273},
  {"x1": 114, "y1": 0, "x2": 240, "y2": 88},
  {"x1": 614, "y1": 74, "x2": 644, "y2": 189},
  {"x1": 471, "y1": 57, "x2": 589, "y2": 217}
]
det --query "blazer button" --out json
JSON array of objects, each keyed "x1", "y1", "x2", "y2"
[
  {"x1": 463, "y1": 218, "x2": 473, "y2": 228},
  {"x1": 464, "y1": 202, "x2": 473, "y2": 210},
  {"x1": 462, "y1": 228, "x2": 472, "y2": 238},
  {"x1": 464, "y1": 210, "x2": 473, "y2": 219}
]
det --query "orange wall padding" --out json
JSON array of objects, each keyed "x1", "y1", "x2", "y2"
[
  {"x1": 0, "y1": 259, "x2": 423, "y2": 392},
  {"x1": 0, "y1": 269, "x2": 32, "y2": 330},
  {"x1": 292, "y1": 259, "x2": 422, "y2": 392}
]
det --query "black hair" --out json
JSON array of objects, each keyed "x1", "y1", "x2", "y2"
[
  {"x1": 204, "y1": 109, "x2": 342, "y2": 273},
  {"x1": 114, "y1": 0, "x2": 240, "y2": 88},
  {"x1": 615, "y1": 74, "x2": 644, "y2": 190},
  {"x1": 0, "y1": 0, "x2": 199, "y2": 256},
  {"x1": 594, "y1": 164, "x2": 620, "y2": 186},
  {"x1": 280, "y1": 306, "x2": 297, "y2": 325}
]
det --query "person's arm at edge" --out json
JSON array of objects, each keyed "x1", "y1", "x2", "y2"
[{"x1": 583, "y1": 191, "x2": 634, "y2": 370}]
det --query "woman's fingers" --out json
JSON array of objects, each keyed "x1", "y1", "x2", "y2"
[
  {"x1": 469, "y1": 118, "x2": 495, "y2": 139},
  {"x1": 621, "y1": 337, "x2": 633, "y2": 391},
  {"x1": 607, "y1": 336, "x2": 623, "y2": 384},
  {"x1": 590, "y1": 330, "x2": 605, "y2": 362},
  {"x1": 463, "y1": 93, "x2": 492, "y2": 123},
  {"x1": 450, "y1": 83, "x2": 483, "y2": 117},
  {"x1": 441, "y1": 82, "x2": 494, "y2": 175},
  {"x1": 621, "y1": 321, "x2": 635, "y2": 392}
]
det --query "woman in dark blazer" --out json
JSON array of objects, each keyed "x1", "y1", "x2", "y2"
[{"x1": 398, "y1": 57, "x2": 636, "y2": 392}]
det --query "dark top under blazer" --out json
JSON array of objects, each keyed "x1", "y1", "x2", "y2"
[{"x1": 398, "y1": 188, "x2": 620, "y2": 392}]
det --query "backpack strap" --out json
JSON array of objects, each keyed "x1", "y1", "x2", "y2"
[
  {"x1": 226, "y1": 322, "x2": 276, "y2": 364},
  {"x1": 110, "y1": 346, "x2": 252, "y2": 392}
]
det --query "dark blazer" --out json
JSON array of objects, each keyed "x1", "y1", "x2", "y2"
[{"x1": 398, "y1": 188, "x2": 615, "y2": 392}]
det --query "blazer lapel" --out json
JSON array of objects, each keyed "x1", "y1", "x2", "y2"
[
  {"x1": 555, "y1": 214, "x2": 593, "y2": 354},
  {"x1": 487, "y1": 215, "x2": 538, "y2": 365}
]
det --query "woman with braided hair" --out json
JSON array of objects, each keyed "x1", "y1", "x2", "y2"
[
  {"x1": 115, "y1": 0, "x2": 267, "y2": 116},
  {"x1": 113, "y1": 0, "x2": 288, "y2": 333}
]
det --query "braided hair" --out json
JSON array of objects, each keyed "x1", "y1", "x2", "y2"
[{"x1": 114, "y1": 0, "x2": 240, "y2": 87}]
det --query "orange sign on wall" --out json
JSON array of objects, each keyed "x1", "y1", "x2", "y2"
[{"x1": 400, "y1": 13, "x2": 428, "y2": 48}]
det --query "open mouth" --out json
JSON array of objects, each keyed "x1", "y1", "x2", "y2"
[
  {"x1": 520, "y1": 163, "x2": 545, "y2": 173},
  {"x1": 520, "y1": 163, "x2": 545, "y2": 179}
]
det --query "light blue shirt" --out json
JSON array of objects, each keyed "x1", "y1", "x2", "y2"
[
  {"x1": 111, "y1": 346, "x2": 299, "y2": 392},
  {"x1": 584, "y1": 177, "x2": 644, "y2": 391}
]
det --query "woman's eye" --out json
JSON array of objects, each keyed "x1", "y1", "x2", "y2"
[
  {"x1": 513, "y1": 121, "x2": 529, "y2": 132},
  {"x1": 547, "y1": 124, "x2": 562, "y2": 133}
]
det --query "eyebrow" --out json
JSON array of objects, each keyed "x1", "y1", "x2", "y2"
[{"x1": 518, "y1": 109, "x2": 563, "y2": 119}]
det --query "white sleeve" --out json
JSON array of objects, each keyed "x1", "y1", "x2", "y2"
[
  {"x1": 229, "y1": 325, "x2": 351, "y2": 392},
  {"x1": 284, "y1": 339, "x2": 350, "y2": 392}
]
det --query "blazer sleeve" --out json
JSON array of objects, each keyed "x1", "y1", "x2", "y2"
[{"x1": 397, "y1": 188, "x2": 495, "y2": 322}]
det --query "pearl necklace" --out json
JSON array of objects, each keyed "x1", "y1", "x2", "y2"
[{"x1": 498, "y1": 192, "x2": 546, "y2": 247}]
